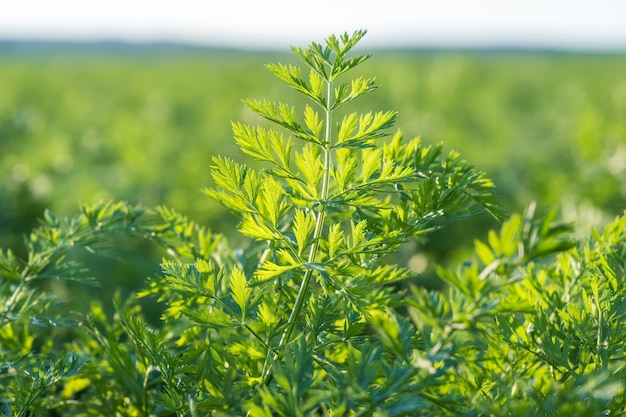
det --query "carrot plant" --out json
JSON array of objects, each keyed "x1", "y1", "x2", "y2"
[{"x1": 1, "y1": 30, "x2": 626, "y2": 416}]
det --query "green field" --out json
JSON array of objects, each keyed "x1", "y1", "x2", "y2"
[
  {"x1": 3, "y1": 37, "x2": 626, "y2": 415},
  {"x1": 2, "y1": 45, "x2": 626, "y2": 307}
]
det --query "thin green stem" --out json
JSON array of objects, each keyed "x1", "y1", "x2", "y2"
[
  {"x1": 593, "y1": 286, "x2": 603, "y2": 364},
  {"x1": 261, "y1": 73, "x2": 334, "y2": 386},
  {"x1": 208, "y1": 296, "x2": 271, "y2": 351}
]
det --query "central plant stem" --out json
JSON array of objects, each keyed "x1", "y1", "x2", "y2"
[{"x1": 262, "y1": 75, "x2": 334, "y2": 384}]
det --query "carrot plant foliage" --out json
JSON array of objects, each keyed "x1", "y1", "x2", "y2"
[{"x1": 2, "y1": 30, "x2": 626, "y2": 416}]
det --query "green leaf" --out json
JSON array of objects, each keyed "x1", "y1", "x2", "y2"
[
  {"x1": 294, "y1": 143, "x2": 324, "y2": 197},
  {"x1": 239, "y1": 214, "x2": 281, "y2": 241},
  {"x1": 333, "y1": 76, "x2": 377, "y2": 108},
  {"x1": 303, "y1": 105, "x2": 323, "y2": 141},
  {"x1": 230, "y1": 267, "x2": 250, "y2": 319},
  {"x1": 498, "y1": 213, "x2": 521, "y2": 257},
  {"x1": 243, "y1": 98, "x2": 319, "y2": 144},
  {"x1": 327, "y1": 223, "x2": 344, "y2": 259},
  {"x1": 349, "y1": 220, "x2": 368, "y2": 248},
  {"x1": 293, "y1": 209, "x2": 316, "y2": 256},
  {"x1": 0, "y1": 249, "x2": 22, "y2": 283},
  {"x1": 332, "y1": 149, "x2": 359, "y2": 192},
  {"x1": 253, "y1": 248, "x2": 304, "y2": 284},
  {"x1": 205, "y1": 156, "x2": 261, "y2": 214},
  {"x1": 267, "y1": 62, "x2": 328, "y2": 106},
  {"x1": 257, "y1": 301, "x2": 279, "y2": 329},
  {"x1": 369, "y1": 310, "x2": 410, "y2": 358},
  {"x1": 334, "y1": 111, "x2": 397, "y2": 149},
  {"x1": 161, "y1": 258, "x2": 217, "y2": 298},
  {"x1": 228, "y1": 341, "x2": 266, "y2": 361},
  {"x1": 258, "y1": 176, "x2": 288, "y2": 227},
  {"x1": 475, "y1": 239, "x2": 495, "y2": 265},
  {"x1": 184, "y1": 306, "x2": 235, "y2": 327},
  {"x1": 308, "y1": 70, "x2": 325, "y2": 103},
  {"x1": 232, "y1": 122, "x2": 296, "y2": 179},
  {"x1": 360, "y1": 147, "x2": 382, "y2": 183},
  {"x1": 291, "y1": 46, "x2": 329, "y2": 81},
  {"x1": 328, "y1": 30, "x2": 371, "y2": 79},
  {"x1": 337, "y1": 113, "x2": 358, "y2": 144}
]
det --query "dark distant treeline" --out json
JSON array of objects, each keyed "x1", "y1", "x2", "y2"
[{"x1": 1, "y1": 39, "x2": 625, "y2": 57}]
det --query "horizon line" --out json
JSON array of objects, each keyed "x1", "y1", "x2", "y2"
[{"x1": 2, "y1": 37, "x2": 626, "y2": 55}]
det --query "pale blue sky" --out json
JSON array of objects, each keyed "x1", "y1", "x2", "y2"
[{"x1": 2, "y1": 0, "x2": 626, "y2": 50}]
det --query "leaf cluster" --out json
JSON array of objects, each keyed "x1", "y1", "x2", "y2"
[{"x1": 2, "y1": 30, "x2": 625, "y2": 417}]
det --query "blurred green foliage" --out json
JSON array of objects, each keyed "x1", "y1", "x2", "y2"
[{"x1": 1, "y1": 46, "x2": 625, "y2": 306}]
